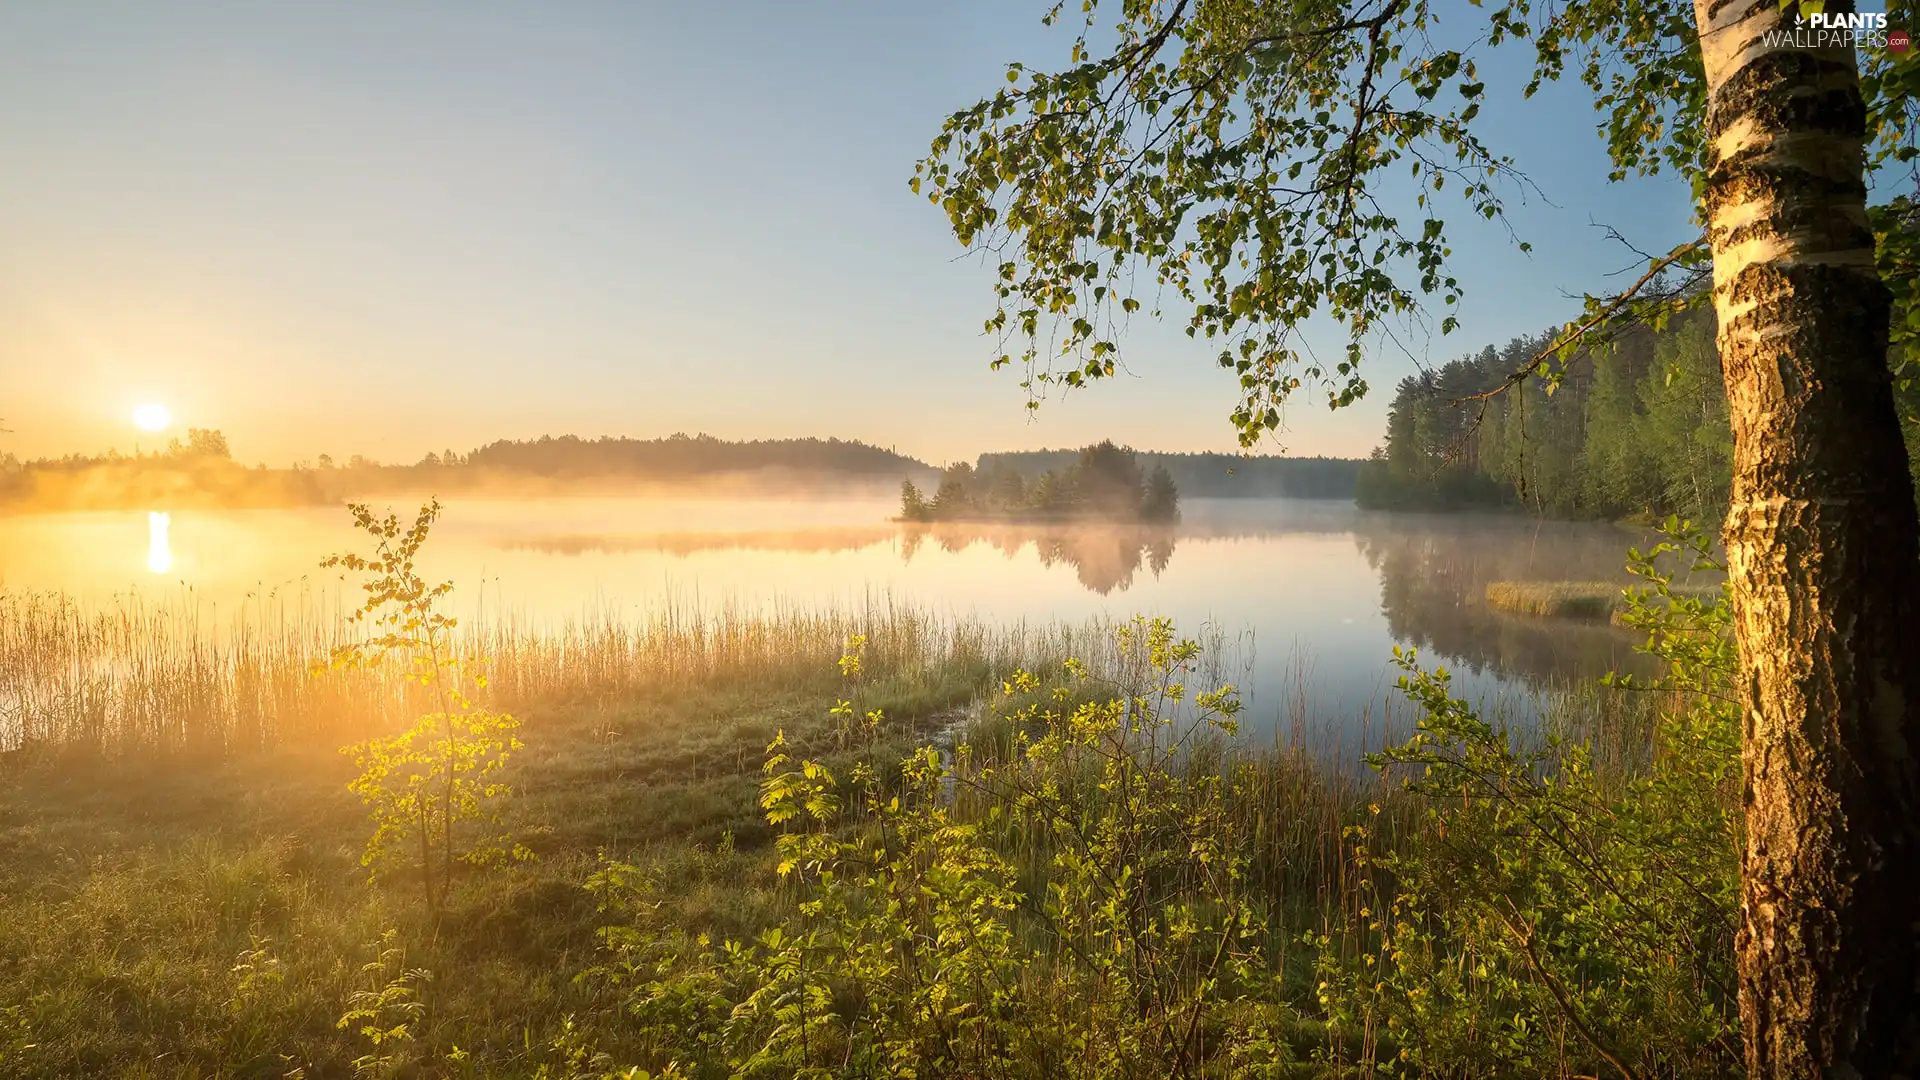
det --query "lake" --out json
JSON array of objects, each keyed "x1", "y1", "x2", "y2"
[{"x1": 0, "y1": 496, "x2": 1674, "y2": 752}]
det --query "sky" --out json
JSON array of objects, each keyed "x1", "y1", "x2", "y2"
[{"x1": 0, "y1": 1, "x2": 1698, "y2": 467}]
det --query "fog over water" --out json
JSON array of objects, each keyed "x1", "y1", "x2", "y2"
[{"x1": 0, "y1": 495, "x2": 1683, "y2": 749}]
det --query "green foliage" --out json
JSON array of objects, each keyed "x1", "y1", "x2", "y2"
[
  {"x1": 336, "y1": 929, "x2": 432, "y2": 1078},
  {"x1": 225, "y1": 933, "x2": 287, "y2": 1017},
  {"x1": 0, "y1": 1001, "x2": 33, "y2": 1071},
  {"x1": 1, "y1": 545, "x2": 1753, "y2": 1076},
  {"x1": 914, "y1": 0, "x2": 1920, "y2": 508},
  {"x1": 898, "y1": 479, "x2": 932, "y2": 522},
  {"x1": 575, "y1": 618, "x2": 1303, "y2": 1078},
  {"x1": 1353, "y1": 347, "x2": 1512, "y2": 513},
  {"x1": 0, "y1": 426, "x2": 327, "y2": 514},
  {"x1": 1356, "y1": 311, "x2": 1751, "y2": 522},
  {"x1": 907, "y1": 440, "x2": 1179, "y2": 522},
  {"x1": 1069, "y1": 438, "x2": 1148, "y2": 513},
  {"x1": 977, "y1": 448, "x2": 1362, "y2": 498},
  {"x1": 1865, "y1": 32, "x2": 1920, "y2": 414},
  {"x1": 1866, "y1": 78, "x2": 1920, "y2": 506},
  {"x1": 323, "y1": 501, "x2": 528, "y2": 912},
  {"x1": 1592, "y1": 318, "x2": 1733, "y2": 518},
  {"x1": 1141, "y1": 463, "x2": 1180, "y2": 522},
  {"x1": 459, "y1": 433, "x2": 926, "y2": 480},
  {"x1": 0, "y1": 431, "x2": 947, "y2": 513},
  {"x1": 1321, "y1": 518, "x2": 1741, "y2": 1076},
  {"x1": 0, "y1": 639, "x2": 1001, "y2": 1078},
  {"x1": 916, "y1": 1, "x2": 1520, "y2": 441},
  {"x1": 539, "y1": 1016, "x2": 689, "y2": 1080},
  {"x1": 931, "y1": 461, "x2": 980, "y2": 519}
]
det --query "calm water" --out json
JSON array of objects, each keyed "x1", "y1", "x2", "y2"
[{"x1": 0, "y1": 496, "x2": 1669, "y2": 747}]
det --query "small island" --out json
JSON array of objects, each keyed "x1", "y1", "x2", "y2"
[{"x1": 899, "y1": 440, "x2": 1179, "y2": 524}]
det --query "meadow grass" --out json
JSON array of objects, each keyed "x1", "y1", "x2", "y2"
[
  {"x1": 1484, "y1": 578, "x2": 1718, "y2": 623},
  {"x1": 1484, "y1": 579, "x2": 1624, "y2": 620},
  {"x1": 0, "y1": 587, "x2": 1053, "y2": 760},
  {"x1": 0, "y1": 586, "x2": 1670, "y2": 1078},
  {"x1": 0, "y1": 638, "x2": 1005, "y2": 1079}
]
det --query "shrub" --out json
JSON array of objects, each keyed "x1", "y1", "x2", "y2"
[
  {"x1": 322, "y1": 500, "x2": 529, "y2": 913},
  {"x1": 1323, "y1": 518, "x2": 1741, "y2": 1077},
  {"x1": 576, "y1": 618, "x2": 1299, "y2": 1078}
]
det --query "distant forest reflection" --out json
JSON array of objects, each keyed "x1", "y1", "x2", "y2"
[
  {"x1": 899, "y1": 523, "x2": 1177, "y2": 595},
  {"x1": 506, "y1": 521, "x2": 1182, "y2": 595},
  {"x1": 1350, "y1": 515, "x2": 1668, "y2": 687},
  {"x1": 0, "y1": 498, "x2": 1690, "y2": 736},
  {"x1": 507, "y1": 507, "x2": 1687, "y2": 691}
]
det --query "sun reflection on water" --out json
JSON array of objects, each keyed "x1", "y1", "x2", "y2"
[
  {"x1": 146, "y1": 511, "x2": 173, "y2": 574},
  {"x1": 0, "y1": 498, "x2": 1659, "y2": 743}
]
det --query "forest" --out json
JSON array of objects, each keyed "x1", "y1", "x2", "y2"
[
  {"x1": 1356, "y1": 308, "x2": 1920, "y2": 520},
  {"x1": 977, "y1": 449, "x2": 1360, "y2": 499},
  {"x1": 451, "y1": 433, "x2": 925, "y2": 480},
  {"x1": 0, "y1": 428, "x2": 332, "y2": 512},
  {"x1": 0, "y1": 433, "x2": 936, "y2": 512},
  {"x1": 0, "y1": 432, "x2": 1358, "y2": 514},
  {"x1": 900, "y1": 440, "x2": 1181, "y2": 522}
]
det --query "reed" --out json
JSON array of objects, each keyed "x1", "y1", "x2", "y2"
[
  {"x1": 1485, "y1": 578, "x2": 1719, "y2": 622},
  {"x1": 0, "y1": 588, "x2": 1682, "y2": 1077},
  {"x1": 1484, "y1": 579, "x2": 1624, "y2": 619},
  {"x1": 0, "y1": 586, "x2": 1059, "y2": 761}
]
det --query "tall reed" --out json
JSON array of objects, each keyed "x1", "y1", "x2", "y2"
[{"x1": 0, "y1": 586, "x2": 1049, "y2": 760}]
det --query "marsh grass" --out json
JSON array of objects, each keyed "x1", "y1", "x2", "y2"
[
  {"x1": 548, "y1": 624, "x2": 1674, "y2": 1077},
  {"x1": 0, "y1": 577, "x2": 1681, "y2": 1077},
  {"x1": 1485, "y1": 578, "x2": 1717, "y2": 623},
  {"x1": 0, "y1": 586, "x2": 1046, "y2": 761},
  {"x1": 0, "y1": 653, "x2": 999, "y2": 1079},
  {"x1": 1484, "y1": 579, "x2": 1624, "y2": 620}
]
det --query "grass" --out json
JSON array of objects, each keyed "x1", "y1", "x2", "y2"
[
  {"x1": 0, "y1": 587, "x2": 1043, "y2": 760},
  {"x1": 1484, "y1": 579, "x2": 1624, "y2": 620},
  {"x1": 0, "y1": 587, "x2": 1388, "y2": 1075},
  {"x1": 1485, "y1": 579, "x2": 1718, "y2": 622},
  {"x1": 0, "y1": 648, "x2": 999, "y2": 1079},
  {"x1": 0, "y1": 583, "x2": 1672, "y2": 1078}
]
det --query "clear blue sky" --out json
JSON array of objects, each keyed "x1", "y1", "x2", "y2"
[{"x1": 0, "y1": 1, "x2": 1697, "y2": 466}]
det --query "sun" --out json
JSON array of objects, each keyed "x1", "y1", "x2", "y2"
[{"x1": 132, "y1": 402, "x2": 172, "y2": 432}]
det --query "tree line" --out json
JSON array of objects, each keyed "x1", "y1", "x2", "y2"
[
  {"x1": 0, "y1": 432, "x2": 936, "y2": 513},
  {"x1": 0, "y1": 428, "x2": 329, "y2": 512},
  {"x1": 901, "y1": 440, "x2": 1179, "y2": 523},
  {"x1": 1357, "y1": 309, "x2": 1920, "y2": 522},
  {"x1": 977, "y1": 448, "x2": 1360, "y2": 499},
  {"x1": 452, "y1": 433, "x2": 926, "y2": 478}
]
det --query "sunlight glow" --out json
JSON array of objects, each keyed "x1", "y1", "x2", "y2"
[
  {"x1": 146, "y1": 511, "x2": 173, "y2": 574},
  {"x1": 133, "y1": 402, "x2": 173, "y2": 432}
]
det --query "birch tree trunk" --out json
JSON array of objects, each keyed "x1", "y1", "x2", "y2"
[{"x1": 1693, "y1": 1, "x2": 1920, "y2": 1073}]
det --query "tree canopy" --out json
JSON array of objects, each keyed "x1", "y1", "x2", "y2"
[
  {"x1": 1356, "y1": 309, "x2": 1757, "y2": 521},
  {"x1": 901, "y1": 440, "x2": 1181, "y2": 522},
  {"x1": 914, "y1": 0, "x2": 1918, "y2": 438},
  {"x1": 978, "y1": 447, "x2": 1360, "y2": 497}
]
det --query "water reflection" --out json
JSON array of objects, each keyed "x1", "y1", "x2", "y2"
[
  {"x1": 499, "y1": 509, "x2": 1675, "y2": 690},
  {"x1": 507, "y1": 526, "x2": 893, "y2": 558},
  {"x1": 509, "y1": 511, "x2": 1359, "y2": 598},
  {"x1": 146, "y1": 511, "x2": 172, "y2": 574},
  {"x1": 1353, "y1": 514, "x2": 1675, "y2": 686},
  {"x1": 511, "y1": 522, "x2": 1184, "y2": 596},
  {"x1": 902, "y1": 524, "x2": 1177, "y2": 595},
  {"x1": 0, "y1": 498, "x2": 1689, "y2": 739}
]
